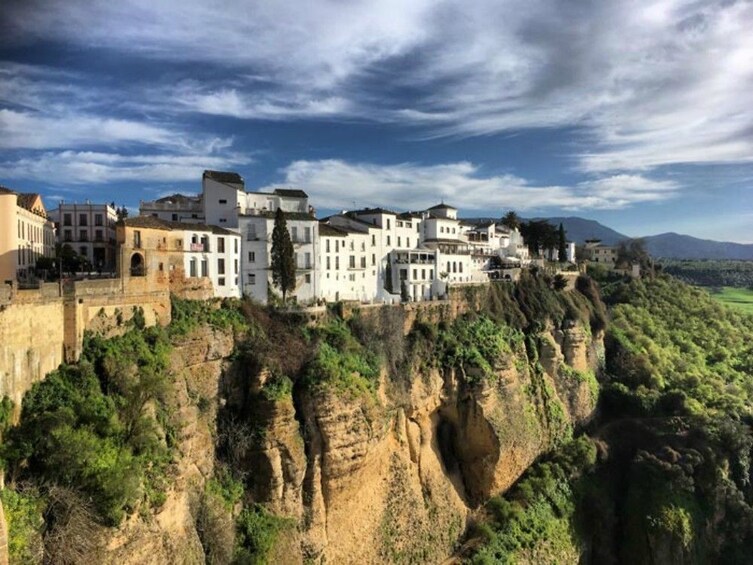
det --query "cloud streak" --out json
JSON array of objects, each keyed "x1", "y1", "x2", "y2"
[
  {"x1": 3, "y1": 0, "x2": 752, "y2": 174},
  {"x1": 268, "y1": 159, "x2": 679, "y2": 212}
]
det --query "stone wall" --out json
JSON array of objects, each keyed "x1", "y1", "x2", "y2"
[{"x1": 0, "y1": 278, "x2": 171, "y2": 409}]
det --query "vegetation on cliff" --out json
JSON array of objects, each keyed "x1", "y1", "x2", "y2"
[{"x1": 468, "y1": 274, "x2": 753, "y2": 564}]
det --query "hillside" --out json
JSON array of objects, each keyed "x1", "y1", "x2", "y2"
[
  {"x1": 464, "y1": 215, "x2": 753, "y2": 259},
  {"x1": 643, "y1": 232, "x2": 753, "y2": 260}
]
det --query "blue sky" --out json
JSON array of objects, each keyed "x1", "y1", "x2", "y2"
[{"x1": 1, "y1": 0, "x2": 752, "y2": 242}]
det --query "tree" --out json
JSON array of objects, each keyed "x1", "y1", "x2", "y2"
[
  {"x1": 558, "y1": 223, "x2": 568, "y2": 263},
  {"x1": 116, "y1": 206, "x2": 129, "y2": 221},
  {"x1": 616, "y1": 238, "x2": 650, "y2": 269},
  {"x1": 501, "y1": 211, "x2": 521, "y2": 231},
  {"x1": 270, "y1": 208, "x2": 296, "y2": 304}
]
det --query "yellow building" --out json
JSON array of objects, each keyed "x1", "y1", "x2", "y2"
[{"x1": 0, "y1": 186, "x2": 56, "y2": 283}]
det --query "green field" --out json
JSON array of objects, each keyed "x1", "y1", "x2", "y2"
[{"x1": 709, "y1": 286, "x2": 753, "y2": 314}]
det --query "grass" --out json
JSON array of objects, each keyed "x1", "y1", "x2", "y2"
[{"x1": 708, "y1": 286, "x2": 753, "y2": 314}]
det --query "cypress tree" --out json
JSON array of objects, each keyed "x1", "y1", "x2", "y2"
[
  {"x1": 270, "y1": 208, "x2": 296, "y2": 303},
  {"x1": 558, "y1": 223, "x2": 568, "y2": 263}
]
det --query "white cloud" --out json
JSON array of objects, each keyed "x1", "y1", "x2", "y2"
[
  {"x1": 0, "y1": 150, "x2": 251, "y2": 184},
  {"x1": 3, "y1": 0, "x2": 752, "y2": 174},
  {"x1": 0, "y1": 109, "x2": 180, "y2": 149},
  {"x1": 267, "y1": 159, "x2": 679, "y2": 211}
]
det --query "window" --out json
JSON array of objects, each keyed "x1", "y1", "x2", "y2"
[
  {"x1": 335, "y1": 257, "x2": 340, "y2": 270},
  {"x1": 234, "y1": 239, "x2": 238, "y2": 253},
  {"x1": 219, "y1": 219, "x2": 226, "y2": 223},
  {"x1": 304, "y1": 227, "x2": 311, "y2": 243},
  {"x1": 190, "y1": 259, "x2": 197, "y2": 277},
  {"x1": 399, "y1": 269, "x2": 407, "y2": 280},
  {"x1": 413, "y1": 269, "x2": 417, "y2": 279},
  {"x1": 201, "y1": 235, "x2": 210, "y2": 252},
  {"x1": 172, "y1": 213, "x2": 178, "y2": 221},
  {"x1": 234, "y1": 259, "x2": 238, "y2": 274},
  {"x1": 219, "y1": 199, "x2": 227, "y2": 204},
  {"x1": 80, "y1": 247, "x2": 87, "y2": 257},
  {"x1": 247, "y1": 225, "x2": 257, "y2": 240},
  {"x1": 64, "y1": 229, "x2": 72, "y2": 241},
  {"x1": 79, "y1": 229, "x2": 87, "y2": 241},
  {"x1": 326, "y1": 239, "x2": 331, "y2": 253},
  {"x1": 79, "y1": 213, "x2": 87, "y2": 226},
  {"x1": 371, "y1": 234, "x2": 376, "y2": 246},
  {"x1": 249, "y1": 274, "x2": 256, "y2": 285},
  {"x1": 248, "y1": 251, "x2": 255, "y2": 262},
  {"x1": 326, "y1": 256, "x2": 331, "y2": 270},
  {"x1": 63, "y1": 214, "x2": 72, "y2": 226},
  {"x1": 335, "y1": 240, "x2": 339, "y2": 252},
  {"x1": 218, "y1": 277, "x2": 226, "y2": 286},
  {"x1": 459, "y1": 262, "x2": 463, "y2": 273},
  {"x1": 218, "y1": 237, "x2": 225, "y2": 253},
  {"x1": 305, "y1": 253, "x2": 311, "y2": 269},
  {"x1": 291, "y1": 226, "x2": 298, "y2": 241},
  {"x1": 305, "y1": 274, "x2": 311, "y2": 283},
  {"x1": 349, "y1": 255, "x2": 356, "y2": 268},
  {"x1": 95, "y1": 214, "x2": 103, "y2": 226},
  {"x1": 360, "y1": 257, "x2": 366, "y2": 268},
  {"x1": 422, "y1": 269, "x2": 426, "y2": 279},
  {"x1": 349, "y1": 240, "x2": 354, "y2": 251},
  {"x1": 387, "y1": 218, "x2": 391, "y2": 229},
  {"x1": 372, "y1": 254, "x2": 376, "y2": 266},
  {"x1": 430, "y1": 270, "x2": 434, "y2": 279},
  {"x1": 387, "y1": 236, "x2": 391, "y2": 246},
  {"x1": 398, "y1": 237, "x2": 401, "y2": 247},
  {"x1": 406, "y1": 238, "x2": 410, "y2": 247},
  {"x1": 218, "y1": 259, "x2": 225, "y2": 275},
  {"x1": 95, "y1": 229, "x2": 103, "y2": 241}
]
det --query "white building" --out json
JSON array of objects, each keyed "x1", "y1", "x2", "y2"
[
  {"x1": 140, "y1": 193, "x2": 204, "y2": 223},
  {"x1": 240, "y1": 209, "x2": 318, "y2": 304},
  {"x1": 50, "y1": 202, "x2": 118, "y2": 271}
]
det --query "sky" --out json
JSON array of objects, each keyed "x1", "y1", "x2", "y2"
[{"x1": 1, "y1": 0, "x2": 752, "y2": 242}]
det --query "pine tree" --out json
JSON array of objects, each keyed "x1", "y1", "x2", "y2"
[
  {"x1": 558, "y1": 223, "x2": 568, "y2": 263},
  {"x1": 270, "y1": 208, "x2": 296, "y2": 304}
]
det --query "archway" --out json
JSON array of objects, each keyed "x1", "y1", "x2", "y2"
[{"x1": 130, "y1": 253, "x2": 145, "y2": 276}]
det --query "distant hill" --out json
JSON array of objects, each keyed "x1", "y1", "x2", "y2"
[
  {"x1": 642, "y1": 233, "x2": 753, "y2": 260},
  {"x1": 537, "y1": 216, "x2": 628, "y2": 246},
  {"x1": 462, "y1": 215, "x2": 753, "y2": 260}
]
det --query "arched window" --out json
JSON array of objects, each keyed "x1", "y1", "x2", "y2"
[{"x1": 130, "y1": 253, "x2": 145, "y2": 276}]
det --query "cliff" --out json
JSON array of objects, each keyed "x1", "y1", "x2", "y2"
[
  {"x1": 1, "y1": 276, "x2": 607, "y2": 564},
  {"x1": 229, "y1": 287, "x2": 605, "y2": 563}
]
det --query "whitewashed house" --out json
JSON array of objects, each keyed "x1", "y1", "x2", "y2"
[{"x1": 140, "y1": 193, "x2": 204, "y2": 223}]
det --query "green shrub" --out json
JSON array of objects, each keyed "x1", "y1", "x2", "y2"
[
  {"x1": 234, "y1": 504, "x2": 293, "y2": 564},
  {"x1": 0, "y1": 487, "x2": 45, "y2": 563}
]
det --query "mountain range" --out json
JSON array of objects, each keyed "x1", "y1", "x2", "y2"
[{"x1": 466, "y1": 216, "x2": 753, "y2": 260}]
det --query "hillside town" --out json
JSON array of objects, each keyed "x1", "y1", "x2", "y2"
[{"x1": 0, "y1": 171, "x2": 630, "y2": 306}]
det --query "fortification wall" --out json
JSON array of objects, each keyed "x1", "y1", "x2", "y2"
[
  {"x1": 0, "y1": 278, "x2": 171, "y2": 407},
  {"x1": 0, "y1": 297, "x2": 65, "y2": 407}
]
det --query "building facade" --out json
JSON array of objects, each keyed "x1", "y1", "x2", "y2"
[
  {"x1": 118, "y1": 216, "x2": 241, "y2": 298},
  {"x1": 140, "y1": 193, "x2": 204, "y2": 223},
  {"x1": 0, "y1": 187, "x2": 56, "y2": 282},
  {"x1": 50, "y1": 202, "x2": 118, "y2": 271}
]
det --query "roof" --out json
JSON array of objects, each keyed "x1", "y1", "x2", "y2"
[
  {"x1": 398, "y1": 211, "x2": 423, "y2": 220},
  {"x1": 350, "y1": 207, "x2": 397, "y2": 216},
  {"x1": 422, "y1": 238, "x2": 468, "y2": 245},
  {"x1": 319, "y1": 223, "x2": 349, "y2": 237},
  {"x1": 203, "y1": 170, "x2": 244, "y2": 185},
  {"x1": 123, "y1": 215, "x2": 238, "y2": 235},
  {"x1": 17, "y1": 193, "x2": 41, "y2": 211},
  {"x1": 0, "y1": 186, "x2": 15, "y2": 195},
  {"x1": 428, "y1": 203, "x2": 457, "y2": 210},
  {"x1": 273, "y1": 188, "x2": 308, "y2": 199}
]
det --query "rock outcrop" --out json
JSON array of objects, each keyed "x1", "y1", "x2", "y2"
[{"x1": 241, "y1": 321, "x2": 603, "y2": 564}]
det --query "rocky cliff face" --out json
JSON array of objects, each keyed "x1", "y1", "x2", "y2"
[
  {"x1": 239, "y1": 322, "x2": 603, "y2": 564},
  {"x1": 100, "y1": 326, "x2": 235, "y2": 565}
]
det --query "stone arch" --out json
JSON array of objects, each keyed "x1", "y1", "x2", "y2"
[{"x1": 130, "y1": 252, "x2": 145, "y2": 276}]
